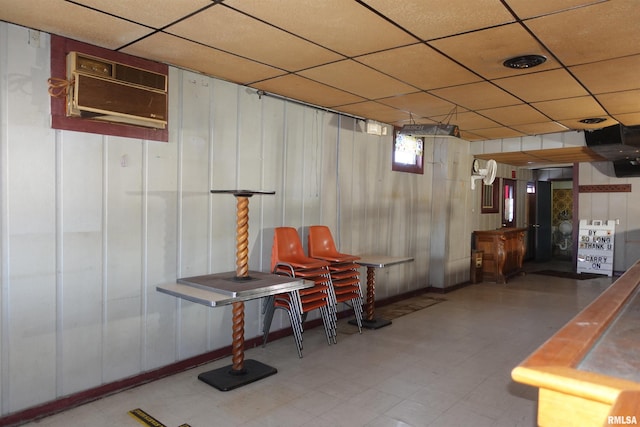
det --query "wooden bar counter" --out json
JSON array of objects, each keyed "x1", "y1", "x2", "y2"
[
  {"x1": 512, "y1": 260, "x2": 640, "y2": 427},
  {"x1": 473, "y1": 227, "x2": 526, "y2": 284}
]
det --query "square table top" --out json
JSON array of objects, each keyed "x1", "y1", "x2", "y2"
[
  {"x1": 158, "y1": 270, "x2": 311, "y2": 307},
  {"x1": 356, "y1": 255, "x2": 414, "y2": 268}
]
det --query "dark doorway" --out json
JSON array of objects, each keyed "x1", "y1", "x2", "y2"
[{"x1": 527, "y1": 180, "x2": 553, "y2": 262}]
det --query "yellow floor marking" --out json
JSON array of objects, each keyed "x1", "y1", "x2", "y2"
[{"x1": 128, "y1": 408, "x2": 191, "y2": 427}]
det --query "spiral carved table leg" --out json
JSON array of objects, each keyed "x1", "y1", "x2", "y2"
[
  {"x1": 235, "y1": 196, "x2": 249, "y2": 279},
  {"x1": 197, "y1": 190, "x2": 278, "y2": 390},
  {"x1": 365, "y1": 267, "x2": 376, "y2": 321},
  {"x1": 230, "y1": 195, "x2": 250, "y2": 373},
  {"x1": 231, "y1": 301, "x2": 246, "y2": 373}
]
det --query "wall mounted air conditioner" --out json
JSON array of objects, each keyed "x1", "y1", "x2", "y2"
[{"x1": 66, "y1": 52, "x2": 167, "y2": 129}]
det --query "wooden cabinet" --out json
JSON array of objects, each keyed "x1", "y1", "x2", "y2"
[{"x1": 473, "y1": 228, "x2": 526, "y2": 284}]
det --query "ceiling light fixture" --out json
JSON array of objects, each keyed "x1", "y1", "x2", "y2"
[
  {"x1": 579, "y1": 117, "x2": 607, "y2": 124},
  {"x1": 503, "y1": 54, "x2": 547, "y2": 69}
]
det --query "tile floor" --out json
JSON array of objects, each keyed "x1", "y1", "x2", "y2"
[{"x1": 23, "y1": 262, "x2": 614, "y2": 427}]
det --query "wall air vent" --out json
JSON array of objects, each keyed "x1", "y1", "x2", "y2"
[{"x1": 66, "y1": 52, "x2": 167, "y2": 129}]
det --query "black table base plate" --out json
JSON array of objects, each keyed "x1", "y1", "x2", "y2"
[
  {"x1": 197, "y1": 359, "x2": 277, "y2": 391},
  {"x1": 349, "y1": 317, "x2": 392, "y2": 329}
]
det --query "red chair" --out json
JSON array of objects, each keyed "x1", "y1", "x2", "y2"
[
  {"x1": 263, "y1": 227, "x2": 336, "y2": 357},
  {"x1": 308, "y1": 225, "x2": 363, "y2": 332}
]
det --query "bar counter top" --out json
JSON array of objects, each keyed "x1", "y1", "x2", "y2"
[{"x1": 512, "y1": 259, "x2": 640, "y2": 426}]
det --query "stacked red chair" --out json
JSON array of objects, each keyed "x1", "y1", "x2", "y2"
[
  {"x1": 263, "y1": 227, "x2": 337, "y2": 357},
  {"x1": 307, "y1": 225, "x2": 363, "y2": 333}
]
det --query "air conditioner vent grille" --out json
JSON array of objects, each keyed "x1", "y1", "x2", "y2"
[{"x1": 66, "y1": 51, "x2": 167, "y2": 129}]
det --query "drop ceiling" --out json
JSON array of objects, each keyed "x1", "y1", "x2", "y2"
[{"x1": 1, "y1": 0, "x2": 639, "y2": 155}]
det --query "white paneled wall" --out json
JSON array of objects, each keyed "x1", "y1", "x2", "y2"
[
  {"x1": 579, "y1": 161, "x2": 640, "y2": 271},
  {"x1": 0, "y1": 23, "x2": 477, "y2": 416}
]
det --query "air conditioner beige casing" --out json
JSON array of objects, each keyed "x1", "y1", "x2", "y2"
[{"x1": 66, "y1": 52, "x2": 167, "y2": 129}]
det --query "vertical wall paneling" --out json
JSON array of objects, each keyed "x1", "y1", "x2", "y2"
[
  {"x1": 259, "y1": 96, "x2": 286, "y2": 331},
  {"x1": 5, "y1": 23, "x2": 57, "y2": 412},
  {"x1": 302, "y1": 109, "x2": 322, "y2": 236},
  {"x1": 178, "y1": 71, "x2": 216, "y2": 358},
  {"x1": 429, "y1": 138, "x2": 448, "y2": 289},
  {"x1": 282, "y1": 103, "x2": 305, "y2": 229},
  {"x1": 145, "y1": 85, "x2": 179, "y2": 369},
  {"x1": 140, "y1": 139, "x2": 149, "y2": 373},
  {"x1": 172, "y1": 68, "x2": 185, "y2": 360},
  {"x1": 349, "y1": 121, "x2": 367, "y2": 254},
  {"x1": 0, "y1": 21, "x2": 8, "y2": 414},
  {"x1": 55, "y1": 130, "x2": 63, "y2": 397},
  {"x1": 103, "y1": 136, "x2": 145, "y2": 382},
  {"x1": 59, "y1": 131, "x2": 103, "y2": 395},
  {"x1": 318, "y1": 113, "x2": 338, "y2": 234},
  {"x1": 101, "y1": 136, "x2": 108, "y2": 384},
  {"x1": 337, "y1": 117, "x2": 355, "y2": 251},
  {"x1": 259, "y1": 95, "x2": 285, "y2": 263},
  {"x1": 211, "y1": 79, "x2": 239, "y2": 275}
]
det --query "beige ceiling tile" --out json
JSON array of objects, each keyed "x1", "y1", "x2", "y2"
[
  {"x1": 429, "y1": 23, "x2": 558, "y2": 80},
  {"x1": 0, "y1": 0, "x2": 152, "y2": 49},
  {"x1": 479, "y1": 104, "x2": 550, "y2": 126},
  {"x1": 432, "y1": 111, "x2": 500, "y2": 130},
  {"x1": 526, "y1": 1, "x2": 640, "y2": 65},
  {"x1": 336, "y1": 101, "x2": 411, "y2": 124},
  {"x1": 377, "y1": 92, "x2": 460, "y2": 118},
  {"x1": 559, "y1": 117, "x2": 619, "y2": 131},
  {"x1": 505, "y1": 0, "x2": 600, "y2": 19},
  {"x1": 461, "y1": 131, "x2": 486, "y2": 141},
  {"x1": 570, "y1": 55, "x2": 640, "y2": 95},
  {"x1": 430, "y1": 82, "x2": 521, "y2": 110},
  {"x1": 472, "y1": 127, "x2": 525, "y2": 140},
  {"x1": 511, "y1": 122, "x2": 570, "y2": 136},
  {"x1": 122, "y1": 33, "x2": 285, "y2": 85},
  {"x1": 493, "y1": 69, "x2": 588, "y2": 102},
  {"x1": 357, "y1": 44, "x2": 481, "y2": 90},
  {"x1": 298, "y1": 60, "x2": 416, "y2": 100},
  {"x1": 613, "y1": 113, "x2": 640, "y2": 127},
  {"x1": 251, "y1": 75, "x2": 365, "y2": 108},
  {"x1": 69, "y1": 0, "x2": 212, "y2": 28},
  {"x1": 360, "y1": 0, "x2": 514, "y2": 40},
  {"x1": 596, "y1": 90, "x2": 640, "y2": 115},
  {"x1": 533, "y1": 97, "x2": 608, "y2": 121},
  {"x1": 225, "y1": 0, "x2": 417, "y2": 57},
  {"x1": 165, "y1": 5, "x2": 343, "y2": 72}
]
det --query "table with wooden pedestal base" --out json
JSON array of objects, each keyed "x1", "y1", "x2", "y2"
[
  {"x1": 157, "y1": 272, "x2": 310, "y2": 391},
  {"x1": 349, "y1": 255, "x2": 414, "y2": 330},
  {"x1": 157, "y1": 190, "x2": 310, "y2": 391}
]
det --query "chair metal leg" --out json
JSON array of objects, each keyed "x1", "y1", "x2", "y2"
[{"x1": 262, "y1": 296, "x2": 276, "y2": 347}]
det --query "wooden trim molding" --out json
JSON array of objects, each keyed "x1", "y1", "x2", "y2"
[{"x1": 579, "y1": 184, "x2": 631, "y2": 193}]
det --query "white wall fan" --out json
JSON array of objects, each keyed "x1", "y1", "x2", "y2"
[{"x1": 470, "y1": 159, "x2": 497, "y2": 190}]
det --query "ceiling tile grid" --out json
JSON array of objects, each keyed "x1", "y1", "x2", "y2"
[{"x1": 1, "y1": 0, "x2": 639, "y2": 158}]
